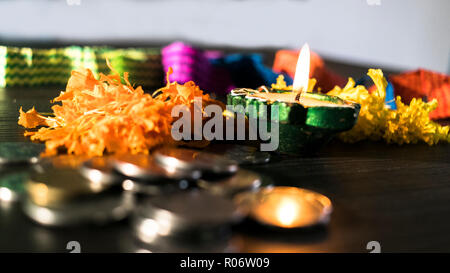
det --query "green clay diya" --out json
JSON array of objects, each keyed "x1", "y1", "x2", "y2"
[{"x1": 227, "y1": 87, "x2": 361, "y2": 154}]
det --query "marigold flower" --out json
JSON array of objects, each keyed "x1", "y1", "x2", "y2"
[
  {"x1": 18, "y1": 63, "x2": 220, "y2": 156},
  {"x1": 327, "y1": 69, "x2": 449, "y2": 145}
]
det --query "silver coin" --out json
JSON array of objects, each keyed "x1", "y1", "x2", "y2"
[
  {"x1": 0, "y1": 142, "x2": 44, "y2": 166},
  {"x1": 121, "y1": 178, "x2": 190, "y2": 196},
  {"x1": 136, "y1": 191, "x2": 244, "y2": 227},
  {"x1": 130, "y1": 226, "x2": 235, "y2": 253},
  {"x1": 133, "y1": 191, "x2": 245, "y2": 244},
  {"x1": 222, "y1": 145, "x2": 270, "y2": 165},
  {"x1": 197, "y1": 169, "x2": 262, "y2": 196},
  {"x1": 30, "y1": 155, "x2": 123, "y2": 205},
  {"x1": 234, "y1": 186, "x2": 333, "y2": 229},
  {"x1": 112, "y1": 154, "x2": 201, "y2": 181},
  {"x1": 80, "y1": 157, "x2": 122, "y2": 187},
  {"x1": 130, "y1": 238, "x2": 237, "y2": 253},
  {"x1": 34, "y1": 154, "x2": 90, "y2": 170},
  {"x1": 154, "y1": 148, "x2": 239, "y2": 176},
  {"x1": 22, "y1": 192, "x2": 134, "y2": 227},
  {"x1": 27, "y1": 167, "x2": 113, "y2": 207}
]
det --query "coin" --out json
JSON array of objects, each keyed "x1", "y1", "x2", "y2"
[
  {"x1": 137, "y1": 191, "x2": 244, "y2": 227},
  {"x1": 36, "y1": 154, "x2": 90, "y2": 169},
  {"x1": 133, "y1": 191, "x2": 245, "y2": 244},
  {"x1": 0, "y1": 142, "x2": 44, "y2": 166},
  {"x1": 130, "y1": 226, "x2": 235, "y2": 253},
  {"x1": 226, "y1": 147, "x2": 270, "y2": 165},
  {"x1": 26, "y1": 167, "x2": 114, "y2": 207},
  {"x1": 22, "y1": 191, "x2": 134, "y2": 227},
  {"x1": 209, "y1": 145, "x2": 270, "y2": 165},
  {"x1": 197, "y1": 169, "x2": 262, "y2": 196},
  {"x1": 113, "y1": 153, "x2": 201, "y2": 181},
  {"x1": 154, "y1": 148, "x2": 239, "y2": 176},
  {"x1": 121, "y1": 178, "x2": 190, "y2": 196},
  {"x1": 234, "y1": 186, "x2": 332, "y2": 229},
  {"x1": 80, "y1": 156, "x2": 122, "y2": 187}
]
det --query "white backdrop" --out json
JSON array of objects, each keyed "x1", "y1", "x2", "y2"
[{"x1": 0, "y1": 0, "x2": 449, "y2": 73}]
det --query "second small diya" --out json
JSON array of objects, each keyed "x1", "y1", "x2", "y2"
[
  {"x1": 235, "y1": 186, "x2": 332, "y2": 229},
  {"x1": 227, "y1": 88, "x2": 360, "y2": 154}
]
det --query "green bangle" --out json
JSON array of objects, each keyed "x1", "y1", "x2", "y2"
[{"x1": 0, "y1": 45, "x2": 163, "y2": 89}]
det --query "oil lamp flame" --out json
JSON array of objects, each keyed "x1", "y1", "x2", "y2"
[
  {"x1": 292, "y1": 43, "x2": 310, "y2": 93},
  {"x1": 276, "y1": 198, "x2": 300, "y2": 227}
]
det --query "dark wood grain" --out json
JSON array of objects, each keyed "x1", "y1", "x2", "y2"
[{"x1": 1, "y1": 86, "x2": 449, "y2": 253}]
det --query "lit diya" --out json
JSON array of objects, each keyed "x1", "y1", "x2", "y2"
[
  {"x1": 235, "y1": 186, "x2": 332, "y2": 229},
  {"x1": 227, "y1": 44, "x2": 360, "y2": 154}
]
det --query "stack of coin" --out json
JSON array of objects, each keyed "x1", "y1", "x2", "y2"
[
  {"x1": 132, "y1": 191, "x2": 244, "y2": 252},
  {"x1": 154, "y1": 147, "x2": 239, "y2": 178},
  {"x1": 80, "y1": 156, "x2": 123, "y2": 189},
  {"x1": 12, "y1": 143, "x2": 335, "y2": 251},
  {"x1": 197, "y1": 169, "x2": 263, "y2": 197},
  {"x1": 205, "y1": 144, "x2": 271, "y2": 165},
  {"x1": 113, "y1": 154, "x2": 200, "y2": 196},
  {"x1": 23, "y1": 156, "x2": 133, "y2": 227}
]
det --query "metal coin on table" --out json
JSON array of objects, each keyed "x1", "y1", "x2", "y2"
[
  {"x1": 217, "y1": 145, "x2": 270, "y2": 165},
  {"x1": 26, "y1": 167, "x2": 113, "y2": 207},
  {"x1": 135, "y1": 191, "x2": 244, "y2": 228},
  {"x1": 130, "y1": 228, "x2": 236, "y2": 253},
  {"x1": 37, "y1": 154, "x2": 123, "y2": 187},
  {"x1": 234, "y1": 186, "x2": 333, "y2": 229},
  {"x1": 121, "y1": 178, "x2": 190, "y2": 196},
  {"x1": 22, "y1": 191, "x2": 134, "y2": 227},
  {"x1": 133, "y1": 191, "x2": 245, "y2": 245},
  {"x1": 154, "y1": 147, "x2": 239, "y2": 176},
  {"x1": 36, "y1": 154, "x2": 91, "y2": 169},
  {"x1": 113, "y1": 154, "x2": 198, "y2": 195},
  {"x1": 113, "y1": 154, "x2": 201, "y2": 181},
  {"x1": 197, "y1": 169, "x2": 262, "y2": 196},
  {"x1": 80, "y1": 156, "x2": 122, "y2": 188},
  {"x1": 0, "y1": 142, "x2": 44, "y2": 166},
  {"x1": 24, "y1": 164, "x2": 134, "y2": 226}
]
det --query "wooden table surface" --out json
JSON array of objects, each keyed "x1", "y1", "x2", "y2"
[{"x1": 1, "y1": 86, "x2": 450, "y2": 253}]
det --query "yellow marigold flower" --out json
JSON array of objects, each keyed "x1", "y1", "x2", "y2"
[
  {"x1": 327, "y1": 69, "x2": 450, "y2": 145},
  {"x1": 271, "y1": 75, "x2": 317, "y2": 92},
  {"x1": 271, "y1": 75, "x2": 291, "y2": 90}
]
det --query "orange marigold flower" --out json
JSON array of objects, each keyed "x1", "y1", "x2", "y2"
[{"x1": 18, "y1": 62, "x2": 220, "y2": 157}]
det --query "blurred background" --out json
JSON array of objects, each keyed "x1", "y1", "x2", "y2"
[{"x1": 0, "y1": 0, "x2": 448, "y2": 74}]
